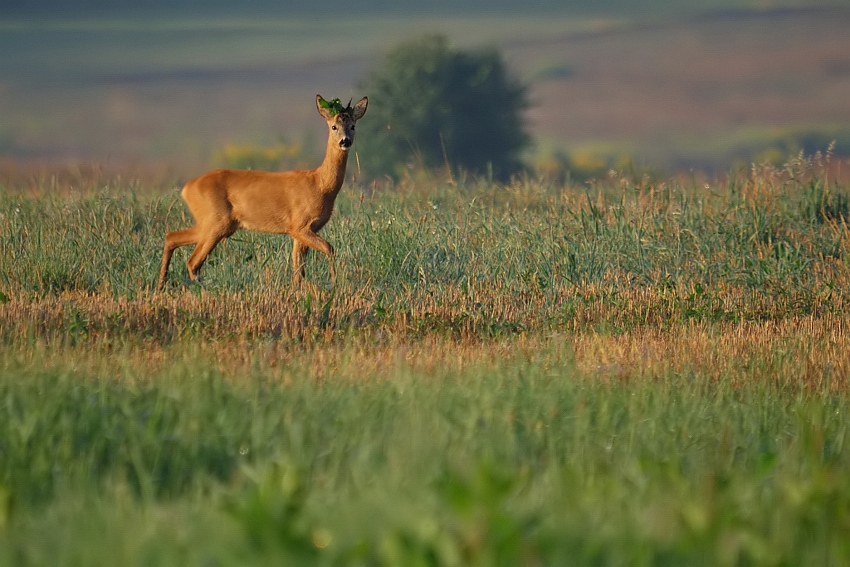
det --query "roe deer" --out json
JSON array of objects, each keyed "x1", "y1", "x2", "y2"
[{"x1": 156, "y1": 95, "x2": 368, "y2": 291}]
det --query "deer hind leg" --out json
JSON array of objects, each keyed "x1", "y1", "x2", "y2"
[
  {"x1": 291, "y1": 239, "x2": 309, "y2": 282},
  {"x1": 292, "y1": 229, "x2": 336, "y2": 283},
  {"x1": 185, "y1": 224, "x2": 236, "y2": 282},
  {"x1": 157, "y1": 226, "x2": 198, "y2": 291}
]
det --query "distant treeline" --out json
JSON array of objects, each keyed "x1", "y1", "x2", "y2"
[{"x1": 2, "y1": 0, "x2": 773, "y2": 18}]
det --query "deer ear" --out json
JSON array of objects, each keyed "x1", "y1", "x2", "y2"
[
  {"x1": 351, "y1": 97, "x2": 368, "y2": 121},
  {"x1": 316, "y1": 95, "x2": 332, "y2": 119}
]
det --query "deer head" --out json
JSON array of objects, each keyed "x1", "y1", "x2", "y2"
[{"x1": 316, "y1": 95, "x2": 368, "y2": 151}]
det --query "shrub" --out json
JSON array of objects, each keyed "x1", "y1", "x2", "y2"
[{"x1": 357, "y1": 35, "x2": 529, "y2": 181}]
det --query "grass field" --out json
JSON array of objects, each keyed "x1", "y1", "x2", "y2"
[{"x1": 1, "y1": 149, "x2": 850, "y2": 564}]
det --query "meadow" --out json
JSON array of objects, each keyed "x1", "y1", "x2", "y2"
[{"x1": 1, "y1": 150, "x2": 850, "y2": 564}]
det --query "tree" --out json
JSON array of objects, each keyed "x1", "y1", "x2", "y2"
[{"x1": 356, "y1": 35, "x2": 529, "y2": 181}]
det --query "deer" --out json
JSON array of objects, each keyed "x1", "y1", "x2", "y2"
[{"x1": 156, "y1": 95, "x2": 368, "y2": 292}]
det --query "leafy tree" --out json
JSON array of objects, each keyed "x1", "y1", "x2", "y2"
[{"x1": 356, "y1": 35, "x2": 529, "y2": 181}]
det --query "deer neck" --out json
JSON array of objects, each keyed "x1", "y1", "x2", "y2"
[{"x1": 315, "y1": 139, "x2": 350, "y2": 195}]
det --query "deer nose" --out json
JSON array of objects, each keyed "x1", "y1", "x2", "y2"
[{"x1": 339, "y1": 137, "x2": 352, "y2": 149}]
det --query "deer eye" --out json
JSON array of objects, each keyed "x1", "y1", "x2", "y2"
[
  {"x1": 332, "y1": 125, "x2": 338, "y2": 131},
  {"x1": 351, "y1": 125, "x2": 355, "y2": 131}
]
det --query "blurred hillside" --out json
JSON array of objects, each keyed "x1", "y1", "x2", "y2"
[
  {"x1": 1, "y1": 2, "x2": 849, "y2": 180},
  {"x1": 4, "y1": 0, "x2": 837, "y2": 17}
]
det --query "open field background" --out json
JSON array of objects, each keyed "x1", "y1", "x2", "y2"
[
  {"x1": 2, "y1": 152, "x2": 850, "y2": 563},
  {"x1": 2, "y1": 3, "x2": 850, "y2": 177}
]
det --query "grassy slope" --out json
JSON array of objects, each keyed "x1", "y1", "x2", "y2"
[{"x1": 1, "y1": 156, "x2": 850, "y2": 564}]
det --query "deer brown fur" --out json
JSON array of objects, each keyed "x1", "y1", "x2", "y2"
[{"x1": 157, "y1": 95, "x2": 367, "y2": 291}]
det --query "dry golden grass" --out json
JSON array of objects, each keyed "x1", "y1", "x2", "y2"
[{"x1": 4, "y1": 289, "x2": 848, "y2": 394}]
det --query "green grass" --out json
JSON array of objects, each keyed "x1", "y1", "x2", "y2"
[
  {"x1": 1, "y1": 157, "x2": 850, "y2": 564},
  {"x1": 1, "y1": 338, "x2": 849, "y2": 565}
]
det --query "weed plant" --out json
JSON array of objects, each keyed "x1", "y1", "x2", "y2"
[{"x1": 0, "y1": 153, "x2": 849, "y2": 564}]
